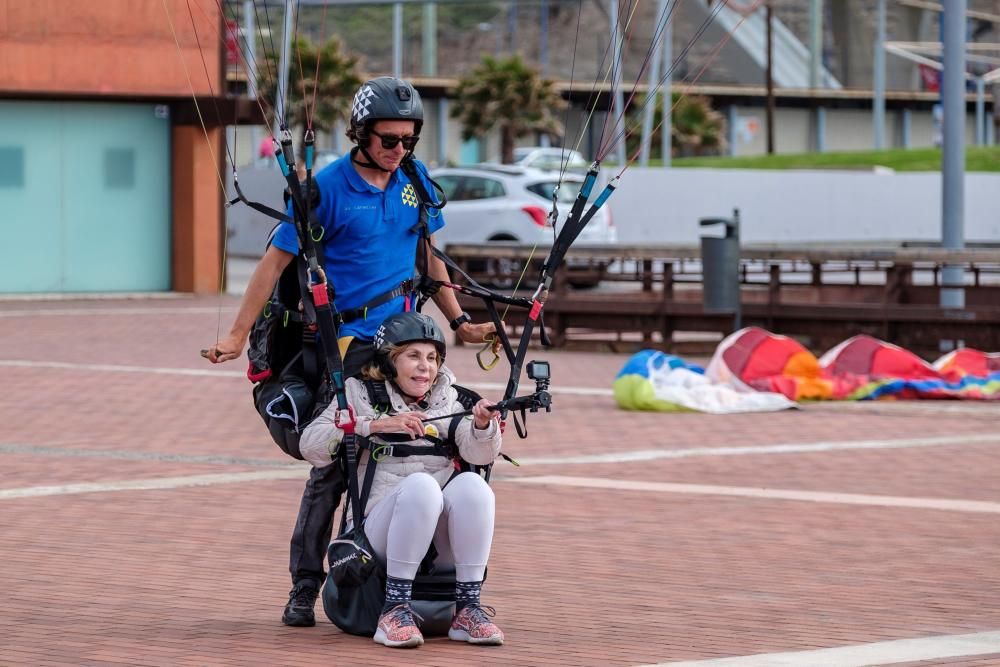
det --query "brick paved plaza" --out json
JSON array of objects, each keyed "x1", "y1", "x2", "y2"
[{"x1": 2, "y1": 295, "x2": 1000, "y2": 666}]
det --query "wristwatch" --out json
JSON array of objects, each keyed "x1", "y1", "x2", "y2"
[{"x1": 449, "y1": 312, "x2": 472, "y2": 331}]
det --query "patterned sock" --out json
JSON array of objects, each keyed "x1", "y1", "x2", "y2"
[
  {"x1": 382, "y1": 576, "x2": 414, "y2": 614},
  {"x1": 455, "y1": 580, "x2": 482, "y2": 612}
]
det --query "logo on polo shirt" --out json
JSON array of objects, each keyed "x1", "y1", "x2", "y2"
[{"x1": 401, "y1": 184, "x2": 419, "y2": 208}]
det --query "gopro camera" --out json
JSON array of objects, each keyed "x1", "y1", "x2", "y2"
[{"x1": 527, "y1": 360, "x2": 550, "y2": 381}]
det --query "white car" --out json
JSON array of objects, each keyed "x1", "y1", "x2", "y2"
[
  {"x1": 430, "y1": 165, "x2": 616, "y2": 246},
  {"x1": 512, "y1": 146, "x2": 589, "y2": 172},
  {"x1": 429, "y1": 165, "x2": 617, "y2": 286}
]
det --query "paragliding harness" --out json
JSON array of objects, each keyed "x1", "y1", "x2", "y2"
[
  {"x1": 323, "y1": 379, "x2": 491, "y2": 637},
  {"x1": 244, "y1": 142, "x2": 445, "y2": 460}
]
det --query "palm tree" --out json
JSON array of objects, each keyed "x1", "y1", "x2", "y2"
[
  {"x1": 671, "y1": 94, "x2": 727, "y2": 157},
  {"x1": 259, "y1": 36, "x2": 361, "y2": 151},
  {"x1": 450, "y1": 55, "x2": 566, "y2": 164},
  {"x1": 626, "y1": 93, "x2": 727, "y2": 160}
]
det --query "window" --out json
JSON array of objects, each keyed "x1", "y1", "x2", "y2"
[
  {"x1": 526, "y1": 181, "x2": 580, "y2": 204},
  {"x1": 434, "y1": 175, "x2": 461, "y2": 201},
  {"x1": 0, "y1": 147, "x2": 24, "y2": 188},
  {"x1": 456, "y1": 176, "x2": 505, "y2": 201},
  {"x1": 104, "y1": 148, "x2": 136, "y2": 189}
]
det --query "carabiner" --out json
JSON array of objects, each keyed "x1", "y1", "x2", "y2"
[{"x1": 476, "y1": 339, "x2": 500, "y2": 371}]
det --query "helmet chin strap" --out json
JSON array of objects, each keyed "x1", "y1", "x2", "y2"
[
  {"x1": 351, "y1": 145, "x2": 416, "y2": 174},
  {"x1": 351, "y1": 146, "x2": 390, "y2": 172}
]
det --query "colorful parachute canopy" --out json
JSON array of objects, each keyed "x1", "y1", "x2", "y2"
[
  {"x1": 705, "y1": 328, "x2": 1000, "y2": 401},
  {"x1": 614, "y1": 349, "x2": 796, "y2": 414},
  {"x1": 935, "y1": 348, "x2": 1000, "y2": 382},
  {"x1": 705, "y1": 328, "x2": 849, "y2": 401}
]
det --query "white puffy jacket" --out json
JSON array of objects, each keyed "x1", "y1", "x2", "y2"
[{"x1": 298, "y1": 366, "x2": 502, "y2": 517}]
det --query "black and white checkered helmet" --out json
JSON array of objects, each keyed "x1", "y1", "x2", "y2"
[{"x1": 350, "y1": 77, "x2": 424, "y2": 136}]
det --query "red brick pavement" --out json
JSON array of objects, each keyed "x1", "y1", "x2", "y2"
[{"x1": 2, "y1": 296, "x2": 1000, "y2": 666}]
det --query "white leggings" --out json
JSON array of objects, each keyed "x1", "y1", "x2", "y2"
[{"x1": 362, "y1": 471, "x2": 495, "y2": 582}]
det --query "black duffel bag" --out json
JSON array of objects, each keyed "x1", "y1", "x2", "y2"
[
  {"x1": 323, "y1": 526, "x2": 458, "y2": 637},
  {"x1": 323, "y1": 526, "x2": 386, "y2": 636}
]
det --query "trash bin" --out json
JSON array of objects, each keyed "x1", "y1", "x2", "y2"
[{"x1": 699, "y1": 209, "x2": 741, "y2": 330}]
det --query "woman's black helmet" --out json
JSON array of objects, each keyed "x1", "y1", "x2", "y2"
[
  {"x1": 350, "y1": 76, "x2": 424, "y2": 142},
  {"x1": 373, "y1": 311, "x2": 446, "y2": 378}
]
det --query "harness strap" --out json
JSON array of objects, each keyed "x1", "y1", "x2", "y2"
[
  {"x1": 359, "y1": 443, "x2": 379, "y2": 517},
  {"x1": 399, "y1": 157, "x2": 448, "y2": 311},
  {"x1": 364, "y1": 440, "x2": 455, "y2": 459},
  {"x1": 365, "y1": 379, "x2": 393, "y2": 414},
  {"x1": 338, "y1": 279, "x2": 418, "y2": 325},
  {"x1": 343, "y1": 432, "x2": 364, "y2": 529}
]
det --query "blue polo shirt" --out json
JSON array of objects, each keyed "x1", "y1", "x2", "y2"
[{"x1": 272, "y1": 155, "x2": 444, "y2": 340}]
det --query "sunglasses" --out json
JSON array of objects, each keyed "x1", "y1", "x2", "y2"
[{"x1": 370, "y1": 129, "x2": 420, "y2": 151}]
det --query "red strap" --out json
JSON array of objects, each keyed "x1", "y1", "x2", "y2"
[
  {"x1": 404, "y1": 295, "x2": 411, "y2": 312},
  {"x1": 247, "y1": 365, "x2": 272, "y2": 383},
  {"x1": 336, "y1": 404, "x2": 357, "y2": 435},
  {"x1": 529, "y1": 300, "x2": 542, "y2": 320},
  {"x1": 312, "y1": 283, "x2": 329, "y2": 307}
]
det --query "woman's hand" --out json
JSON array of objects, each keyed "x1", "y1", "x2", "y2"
[
  {"x1": 472, "y1": 399, "x2": 497, "y2": 430},
  {"x1": 368, "y1": 412, "x2": 429, "y2": 439}
]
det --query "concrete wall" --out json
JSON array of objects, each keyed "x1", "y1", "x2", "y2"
[
  {"x1": 729, "y1": 106, "x2": 976, "y2": 156},
  {"x1": 609, "y1": 168, "x2": 1000, "y2": 244}
]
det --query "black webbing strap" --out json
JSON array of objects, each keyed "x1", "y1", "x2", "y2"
[
  {"x1": 338, "y1": 279, "x2": 416, "y2": 324},
  {"x1": 364, "y1": 379, "x2": 393, "y2": 414},
  {"x1": 399, "y1": 158, "x2": 449, "y2": 309},
  {"x1": 343, "y1": 432, "x2": 365, "y2": 529},
  {"x1": 231, "y1": 177, "x2": 292, "y2": 224},
  {"x1": 361, "y1": 438, "x2": 455, "y2": 459},
  {"x1": 345, "y1": 432, "x2": 454, "y2": 527},
  {"x1": 295, "y1": 254, "x2": 321, "y2": 387},
  {"x1": 276, "y1": 133, "x2": 350, "y2": 411},
  {"x1": 359, "y1": 441, "x2": 378, "y2": 517}
]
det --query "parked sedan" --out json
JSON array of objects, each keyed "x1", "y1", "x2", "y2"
[
  {"x1": 429, "y1": 165, "x2": 617, "y2": 286},
  {"x1": 430, "y1": 165, "x2": 616, "y2": 245},
  {"x1": 511, "y1": 146, "x2": 589, "y2": 172}
]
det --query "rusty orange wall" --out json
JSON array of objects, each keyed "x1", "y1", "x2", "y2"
[
  {"x1": 173, "y1": 126, "x2": 223, "y2": 294},
  {"x1": 0, "y1": 0, "x2": 221, "y2": 96}
]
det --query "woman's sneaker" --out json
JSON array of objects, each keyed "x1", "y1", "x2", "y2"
[
  {"x1": 448, "y1": 604, "x2": 504, "y2": 645},
  {"x1": 374, "y1": 604, "x2": 424, "y2": 648}
]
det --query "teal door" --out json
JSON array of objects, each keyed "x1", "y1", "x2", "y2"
[{"x1": 0, "y1": 101, "x2": 171, "y2": 292}]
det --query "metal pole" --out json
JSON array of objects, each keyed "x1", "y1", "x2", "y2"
[
  {"x1": 640, "y1": 0, "x2": 668, "y2": 166},
  {"x1": 808, "y1": 0, "x2": 822, "y2": 89},
  {"x1": 727, "y1": 106, "x2": 737, "y2": 157},
  {"x1": 539, "y1": 0, "x2": 550, "y2": 148},
  {"x1": 975, "y1": 77, "x2": 985, "y2": 146},
  {"x1": 661, "y1": 1, "x2": 673, "y2": 166},
  {"x1": 815, "y1": 106, "x2": 826, "y2": 152},
  {"x1": 540, "y1": 0, "x2": 549, "y2": 76},
  {"x1": 765, "y1": 2, "x2": 775, "y2": 155},
  {"x1": 276, "y1": 0, "x2": 294, "y2": 136},
  {"x1": 244, "y1": 1, "x2": 260, "y2": 160},
  {"x1": 393, "y1": 3, "x2": 403, "y2": 77},
  {"x1": 422, "y1": 3, "x2": 437, "y2": 76},
  {"x1": 901, "y1": 107, "x2": 912, "y2": 148},
  {"x1": 873, "y1": 0, "x2": 886, "y2": 149},
  {"x1": 610, "y1": 0, "x2": 626, "y2": 166},
  {"x1": 508, "y1": 0, "x2": 517, "y2": 53},
  {"x1": 437, "y1": 98, "x2": 449, "y2": 165},
  {"x1": 940, "y1": 0, "x2": 966, "y2": 314}
]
